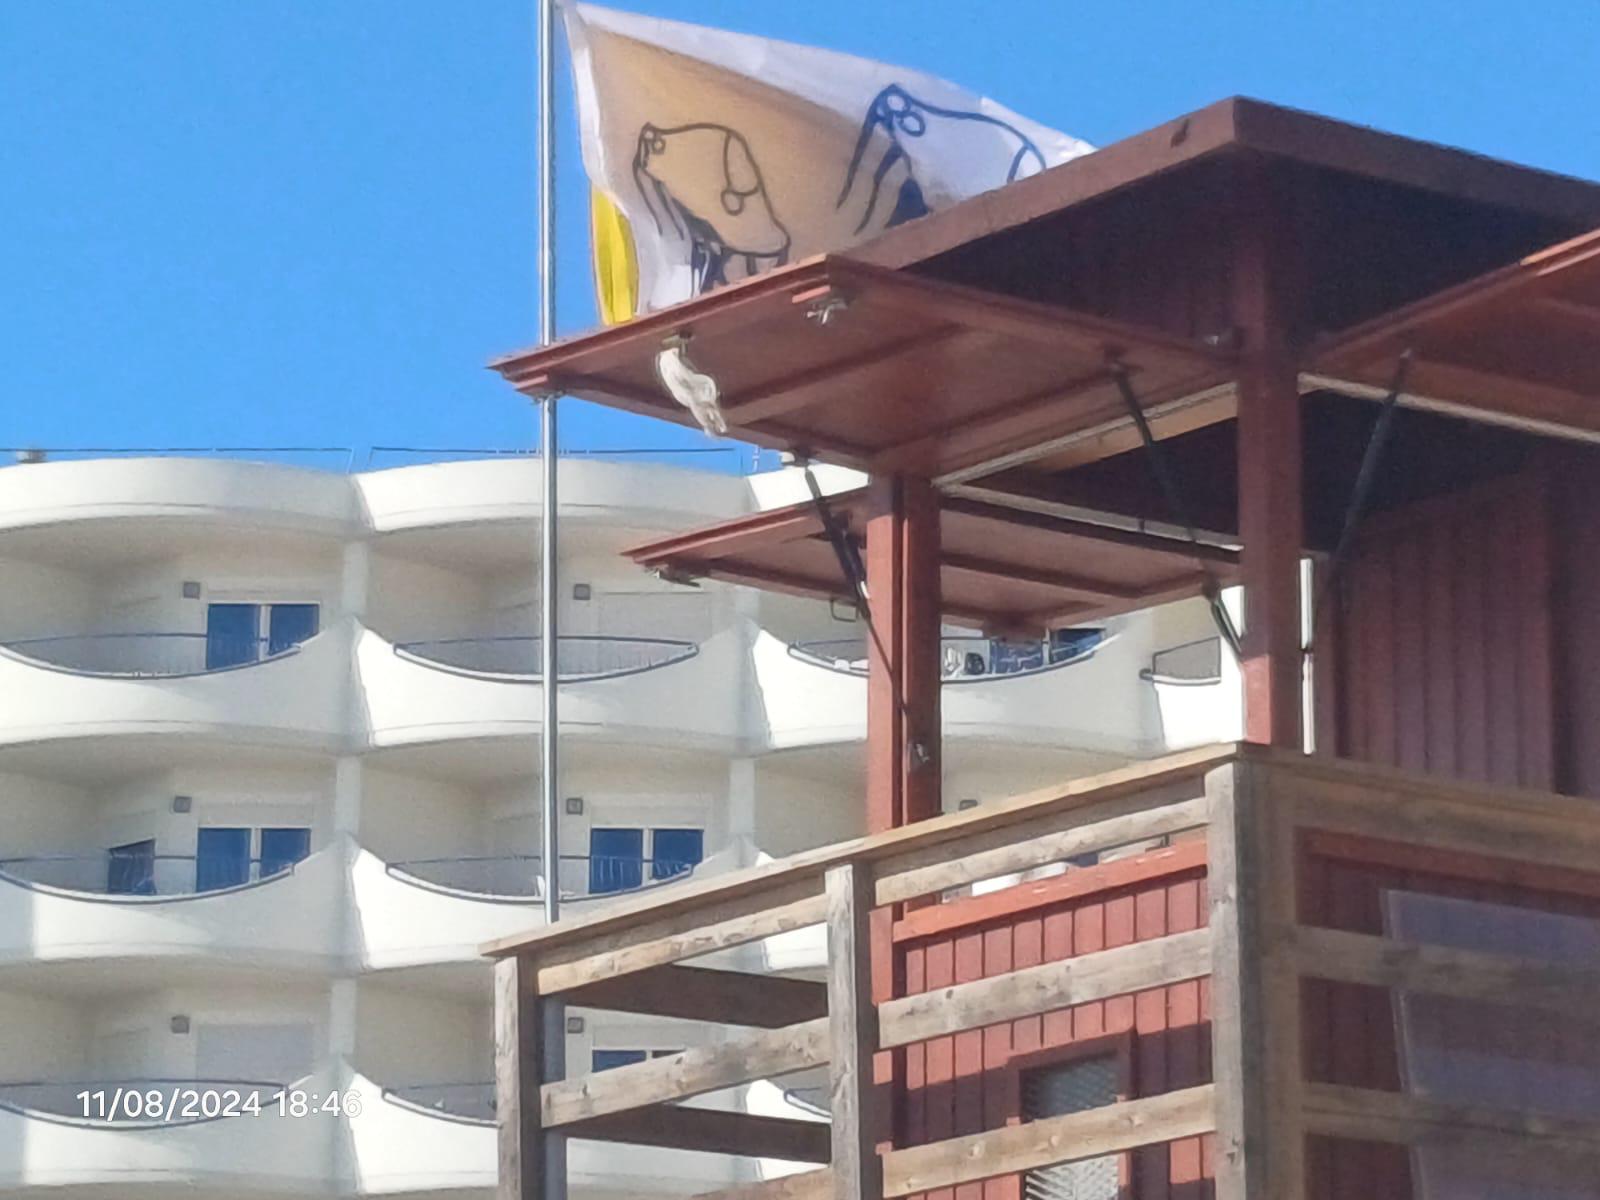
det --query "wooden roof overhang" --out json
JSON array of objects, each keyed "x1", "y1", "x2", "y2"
[
  {"x1": 1307, "y1": 228, "x2": 1600, "y2": 444},
  {"x1": 492, "y1": 255, "x2": 1237, "y2": 480},
  {"x1": 625, "y1": 488, "x2": 1239, "y2": 634}
]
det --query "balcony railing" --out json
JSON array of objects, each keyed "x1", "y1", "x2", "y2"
[
  {"x1": 387, "y1": 853, "x2": 699, "y2": 900},
  {"x1": 0, "y1": 632, "x2": 300, "y2": 678},
  {"x1": 0, "y1": 852, "x2": 304, "y2": 897},
  {"x1": 383, "y1": 1082, "x2": 496, "y2": 1123},
  {"x1": 392, "y1": 635, "x2": 698, "y2": 682},
  {"x1": 788, "y1": 629, "x2": 1105, "y2": 682},
  {"x1": 0, "y1": 1079, "x2": 286, "y2": 1125}
]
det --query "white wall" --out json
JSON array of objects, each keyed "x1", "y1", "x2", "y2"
[
  {"x1": 360, "y1": 768, "x2": 486, "y2": 864},
  {"x1": 354, "y1": 984, "x2": 489, "y2": 1084},
  {"x1": 0, "y1": 989, "x2": 89, "y2": 1080},
  {"x1": 0, "y1": 559, "x2": 93, "y2": 640}
]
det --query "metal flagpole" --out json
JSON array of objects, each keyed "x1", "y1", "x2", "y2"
[{"x1": 536, "y1": 2, "x2": 567, "y2": 1199}]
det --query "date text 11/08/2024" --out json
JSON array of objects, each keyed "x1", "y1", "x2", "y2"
[{"x1": 76, "y1": 1086, "x2": 363, "y2": 1122}]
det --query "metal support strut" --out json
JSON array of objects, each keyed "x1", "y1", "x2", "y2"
[
  {"x1": 1111, "y1": 363, "x2": 1244, "y2": 658},
  {"x1": 1307, "y1": 350, "x2": 1414, "y2": 650}
]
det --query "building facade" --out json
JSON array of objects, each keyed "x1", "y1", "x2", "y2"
[{"x1": 0, "y1": 452, "x2": 1238, "y2": 1200}]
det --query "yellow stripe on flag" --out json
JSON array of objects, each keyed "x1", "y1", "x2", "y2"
[{"x1": 590, "y1": 188, "x2": 639, "y2": 326}]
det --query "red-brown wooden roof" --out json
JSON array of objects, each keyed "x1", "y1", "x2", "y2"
[
  {"x1": 1310, "y1": 228, "x2": 1600, "y2": 439},
  {"x1": 626, "y1": 489, "x2": 1238, "y2": 633},
  {"x1": 493, "y1": 256, "x2": 1235, "y2": 478}
]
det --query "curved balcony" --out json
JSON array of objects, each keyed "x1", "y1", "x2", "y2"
[
  {"x1": 0, "y1": 623, "x2": 349, "y2": 750},
  {"x1": 393, "y1": 634, "x2": 697, "y2": 682},
  {"x1": 762, "y1": 624, "x2": 1172, "y2": 755},
  {"x1": 356, "y1": 846, "x2": 731, "y2": 970},
  {"x1": 0, "y1": 845, "x2": 343, "y2": 976},
  {"x1": 359, "y1": 625, "x2": 745, "y2": 752},
  {"x1": 0, "y1": 1069, "x2": 332, "y2": 1193}
]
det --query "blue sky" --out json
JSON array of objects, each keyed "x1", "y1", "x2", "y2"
[{"x1": 3, "y1": 1, "x2": 1597, "y2": 467}]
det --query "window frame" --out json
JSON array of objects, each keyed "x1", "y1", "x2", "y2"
[{"x1": 1001, "y1": 1031, "x2": 1137, "y2": 1200}]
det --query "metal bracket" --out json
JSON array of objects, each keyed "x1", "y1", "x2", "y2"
[{"x1": 804, "y1": 291, "x2": 851, "y2": 327}]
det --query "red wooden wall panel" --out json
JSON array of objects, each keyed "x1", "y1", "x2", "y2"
[
  {"x1": 1334, "y1": 471, "x2": 1557, "y2": 791},
  {"x1": 893, "y1": 843, "x2": 1214, "y2": 1200}
]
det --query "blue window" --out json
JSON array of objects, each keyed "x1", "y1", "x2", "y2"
[
  {"x1": 650, "y1": 828, "x2": 704, "y2": 881},
  {"x1": 260, "y1": 827, "x2": 311, "y2": 878},
  {"x1": 205, "y1": 604, "x2": 259, "y2": 670},
  {"x1": 267, "y1": 604, "x2": 319, "y2": 656},
  {"x1": 196, "y1": 827, "x2": 252, "y2": 891},
  {"x1": 107, "y1": 839, "x2": 156, "y2": 896},
  {"x1": 205, "y1": 603, "x2": 319, "y2": 670},
  {"x1": 588, "y1": 828, "x2": 644, "y2": 895},
  {"x1": 591, "y1": 1049, "x2": 648, "y2": 1073}
]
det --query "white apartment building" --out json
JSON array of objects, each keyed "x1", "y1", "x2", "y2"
[{"x1": 0, "y1": 451, "x2": 1239, "y2": 1199}]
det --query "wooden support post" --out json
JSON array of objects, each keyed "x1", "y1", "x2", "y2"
[
  {"x1": 1232, "y1": 161, "x2": 1305, "y2": 749},
  {"x1": 826, "y1": 862, "x2": 883, "y2": 1200},
  {"x1": 1207, "y1": 761, "x2": 1304, "y2": 1200},
  {"x1": 496, "y1": 955, "x2": 565, "y2": 1200},
  {"x1": 864, "y1": 473, "x2": 943, "y2": 832}
]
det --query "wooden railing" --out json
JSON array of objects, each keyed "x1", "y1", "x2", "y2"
[{"x1": 484, "y1": 744, "x2": 1600, "y2": 1200}]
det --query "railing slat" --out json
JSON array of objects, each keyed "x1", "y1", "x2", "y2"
[
  {"x1": 1302, "y1": 1082, "x2": 1600, "y2": 1157},
  {"x1": 875, "y1": 791, "x2": 1208, "y2": 905},
  {"x1": 539, "y1": 1017, "x2": 830, "y2": 1128},
  {"x1": 878, "y1": 928, "x2": 1211, "y2": 1049},
  {"x1": 1292, "y1": 925, "x2": 1600, "y2": 1022},
  {"x1": 880, "y1": 1084, "x2": 1216, "y2": 1197}
]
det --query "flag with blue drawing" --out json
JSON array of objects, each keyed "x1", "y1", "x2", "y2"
[{"x1": 562, "y1": 2, "x2": 1093, "y2": 325}]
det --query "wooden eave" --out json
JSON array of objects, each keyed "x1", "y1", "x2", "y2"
[
  {"x1": 627, "y1": 487, "x2": 1238, "y2": 634},
  {"x1": 1309, "y1": 227, "x2": 1600, "y2": 441},
  {"x1": 491, "y1": 255, "x2": 1235, "y2": 479},
  {"x1": 852, "y1": 97, "x2": 1600, "y2": 274}
]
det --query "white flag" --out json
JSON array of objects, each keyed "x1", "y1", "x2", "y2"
[{"x1": 563, "y1": 2, "x2": 1094, "y2": 323}]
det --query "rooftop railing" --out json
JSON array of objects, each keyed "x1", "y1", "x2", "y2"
[
  {"x1": 387, "y1": 853, "x2": 699, "y2": 901},
  {"x1": 788, "y1": 630, "x2": 1105, "y2": 682},
  {"x1": 0, "y1": 632, "x2": 300, "y2": 678},
  {"x1": 393, "y1": 634, "x2": 698, "y2": 682},
  {"x1": 1, "y1": 444, "x2": 782, "y2": 475}
]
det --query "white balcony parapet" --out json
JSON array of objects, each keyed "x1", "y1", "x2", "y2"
[
  {"x1": 0, "y1": 844, "x2": 344, "y2": 972},
  {"x1": 0, "y1": 621, "x2": 351, "y2": 749},
  {"x1": 359, "y1": 624, "x2": 746, "y2": 752},
  {"x1": 0, "y1": 1065, "x2": 333, "y2": 1193}
]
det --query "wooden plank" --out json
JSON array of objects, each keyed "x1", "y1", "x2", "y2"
[
  {"x1": 484, "y1": 744, "x2": 1242, "y2": 962},
  {"x1": 1291, "y1": 925, "x2": 1600, "y2": 1023},
  {"x1": 879, "y1": 1084, "x2": 1217, "y2": 1197},
  {"x1": 570, "y1": 1106, "x2": 830, "y2": 1163},
  {"x1": 563, "y1": 964, "x2": 827, "y2": 1028},
  {"x1": 495, "y1": 956, "x2": 547, "y2": 1200},
  {"x1": 866, "y1": 473, "x2": 944, "y2": 831},
  {"x1": 541, "y1": 1017, "x2": 830, "y2": 1128},
  {"x1": 1286, "y1": 774, "x2": 1600, "y2": 876},
  {"x1": 826, "y1": 863, "x2": 883, "y2": 1200},
  {"x1": 877, "y1": 928, "x2": 1211, "y2": 1048},
  {"x1": 1206, "y1": 760, "x2": 1305, "y2": 1200},
  {"x1": 689, "y1": 1167, "x2": 834, "y2": 1200},
  {"x1": 534, "y1": 889, "x2": 829, "y2": 995},
  {"x1": 1302, "y1": 1082, "x2": 1600, "y2": 1158},
  {"x1": 875, "y1": 790, "x2": 1208, "y2": 906},
  {"x1": 1232, "y1": 158, "x2": 1305, "y2": 749}
]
